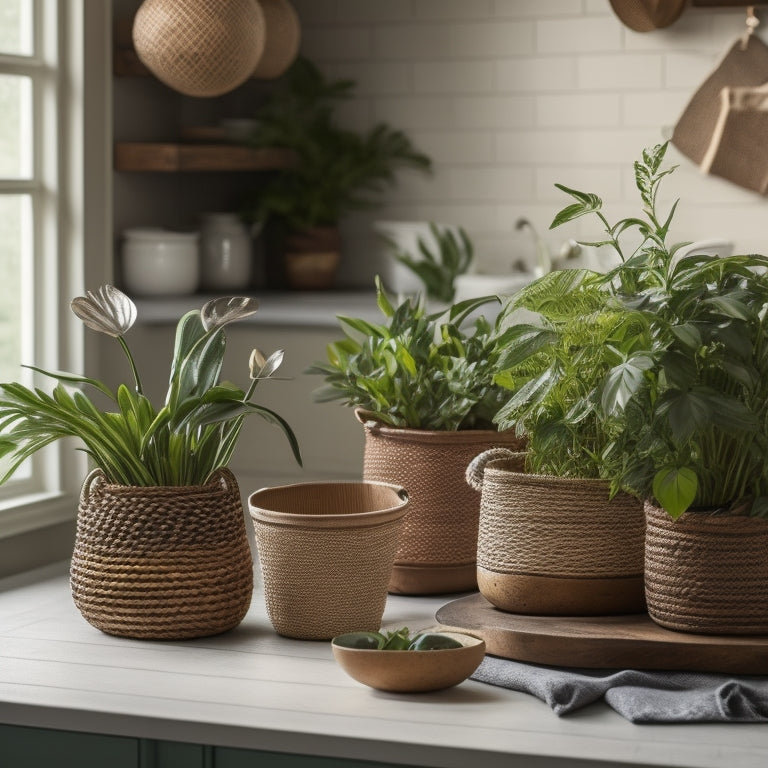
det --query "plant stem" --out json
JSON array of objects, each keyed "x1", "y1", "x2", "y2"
[{"x1": 117, "y1": 335, "x2": 143, "y2": 395}]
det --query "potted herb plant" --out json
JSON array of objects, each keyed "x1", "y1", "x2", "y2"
[
  {"x1": 0, "y1": 285, "x2": 301, "y2": 639},
  {"x1": 308, "y1": 278, "x2": 524, "y2": 595},
  {"x1": 468, "y1": 265, "x2": 647, "y2": 615},
  {"x1": 548, "y1": 142, "x2": 768, "y2": 634},
  {"x1": 244, "y1": 57, "x2": 432, "y2": 289}
]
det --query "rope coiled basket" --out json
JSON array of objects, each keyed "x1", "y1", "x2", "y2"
[
  {"x1": 358, "y1": 410, "x2": 525, "y2": 595},
  {"x1": 645, "y1": 501, "x2": 768, "y2": 635},
  {"x1": 466, "y1": 449, "x2": 646, "y2": 615},
  {"x1": 70, "y1": 468, "x2": 253, "y2": 640},
  {"x1": 250, "y1": 481, "x2": 408, "y2": 640}
]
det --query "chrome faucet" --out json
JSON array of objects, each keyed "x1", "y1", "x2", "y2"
[{"x1": 515, "y1": 217, "x2": 551, "y2": 275}]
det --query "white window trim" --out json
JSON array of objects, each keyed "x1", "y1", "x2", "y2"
[{"x1": 0, "y1": 0, "x2": 112, "y2": 549}]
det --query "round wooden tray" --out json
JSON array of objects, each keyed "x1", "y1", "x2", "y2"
[{"x1": 435, "y1": 592, "x2": 768, "y2": 674}]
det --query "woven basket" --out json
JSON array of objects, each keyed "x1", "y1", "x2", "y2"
[
  {"x1": 645, "y1": 501, "x2": 768, "y2": 635},
  {"x1": 466, "y1": 449, "x2": 645, "y2": 615},
  {"x1": 357, "y1": 410, "x2": 525, "y2": 595},
  {"x1": 133, "y1": 0, "x2": 266, "y2": 97},
  {"x1": 70, "y1": 468, "x2": 253, "y2": 640},
  {"x1": 249, "y1": 481, "x2": 408, "y2": 640},
  {"x1": 253, "y1": 0, "x2": 301, "y2": 79}
]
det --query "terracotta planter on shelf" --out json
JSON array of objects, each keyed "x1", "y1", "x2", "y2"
[
  {"x1": 644, "y1": 501, "x2": 768, "y2": 635},
  {"x1": 357, "y1": 410, "x2": 525, "y2": 595},
  {"x1": 249, "y1": 481, "x2": 408, "y2": 640},
  {"x1": 466, "y1": 449, "x2": 646, "y2": 615},
  {"x1": 70, "y1": 468, "x2": 253, "y2": 640}
]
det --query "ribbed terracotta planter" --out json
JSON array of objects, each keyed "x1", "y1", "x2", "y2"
[
  {"x1": 645, "y1": 501, "x2": 768, "y2": 635},
  {"x1": 466, "y1": 449, "x2": 646, "y2": 615},
  {"x1": 250, "y1": 481, "x2": 408, "y2": 640},
  {"x1": 70, "y1": 468, "x2": 253, "y2": 640},
  {"x1": 358, "y1": 411, "x2": 525, "y2": 595}
]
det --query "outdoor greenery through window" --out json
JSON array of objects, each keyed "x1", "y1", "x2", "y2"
[{"x1": 0, "y1": 0, "x2": 53, "y2": 495}]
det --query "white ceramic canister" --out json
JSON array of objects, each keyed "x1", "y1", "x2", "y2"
[
  {"x1": 122, "y1": 228, "x2": 200, "y2": 296},
  {"x1": 200, "y1": 212, "x2": 252, "y2": 291}
]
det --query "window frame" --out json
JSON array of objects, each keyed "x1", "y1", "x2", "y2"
[{"x1": 0, "y1": 0, "x2": 112, "y2": 555}]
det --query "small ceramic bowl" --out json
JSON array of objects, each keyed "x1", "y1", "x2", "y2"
[{"x1": 331, "y1": 631, "x2": 485, "y2": 692}]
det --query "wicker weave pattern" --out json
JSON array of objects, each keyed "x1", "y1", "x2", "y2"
[
  {"x1": 360, "y1": 418, "x2": 524, "y2": 568},
  {"x1": 253, "y1": 0, "x2": 301, "y2": 79},
  {"x1": 250, "y1": 482, "x2": 407, "y2": 640},
  {"x1": 133, "y1": 0, "x2": 266, "y2": 97},
  {"x1": 474, "y1": 455, "x2": 644, "y2": 578},
  {"x1": 645, "y1": 502, "x2": 768, "y2": 635},
  {"x1": 70, "y1": 469, "x2": 253, "y2": 640}
]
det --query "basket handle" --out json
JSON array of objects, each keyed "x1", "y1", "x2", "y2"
[
  {"x1": 210, "y1": 466, "x2": 241, "y2": 499},
  {"x1": 465, "y1": 447, "x2": 519, "y2": 491},
  {"x1": 80, "y1": 468, "x2": 107, "y2": 500}
]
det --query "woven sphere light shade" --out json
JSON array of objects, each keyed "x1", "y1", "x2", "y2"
[
  {"x1": 133, "y1": 0, "x2": 266, "y2": 97},
  {"x1": 252, "y1": 0, "x2": 301, "y2": 80}
]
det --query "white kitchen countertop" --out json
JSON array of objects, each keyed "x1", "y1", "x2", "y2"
[
  {"x1": 1, "y1": 563, "x2": 767, "y2": 767},
  {"x1": 134, "y1": 291, "x2": 382, "y2": 327}
]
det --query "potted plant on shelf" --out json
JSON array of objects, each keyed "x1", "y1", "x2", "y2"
[
  {"x1": 0, "y1": 285, "x2": 302, "y2": 640},
  {"x1": 307, "y1": 277, "x2": 524, "y2": 595},
  {"x1": 546, "y1": 142, "x2": 768, "y2": 634},
  {"x1": 243, "y1": 56, "x2": 432, "y2": 289}
]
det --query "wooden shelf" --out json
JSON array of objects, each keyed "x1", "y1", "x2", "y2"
[{"x1": 114, "y1": 143, "x2": 295, "y2": 172}]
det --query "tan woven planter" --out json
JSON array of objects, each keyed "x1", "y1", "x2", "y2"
[
  {"x1": 70, "y1": 468, "x2": 253, "y2": 640},
  {"x1": 249, "y1": 481, "x2": 408, "y2": 640},
  {"x1": 358, "y1": 411, "x2": 525, "y2": 595},
  {"x1": 466, "y1": 449, "x2": 645, "y2": 615},
  {"x1": 645, "y1": 501, "x2": 768, "y2": 635}
]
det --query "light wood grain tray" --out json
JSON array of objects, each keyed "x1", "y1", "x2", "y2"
[{"x1": 436, "y1": 592, "x2": 768, "y2": 675}]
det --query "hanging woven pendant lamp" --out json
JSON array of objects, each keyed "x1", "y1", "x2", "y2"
[
  {"x1": 133, "y1": 0, "x2": 266, "y2": 97},
  {"x1": 252, "y1": 0, "x2": 301, "y2": 80}
]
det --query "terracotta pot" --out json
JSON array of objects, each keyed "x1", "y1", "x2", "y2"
[
  {"x1": 70, "y1": 468, "x2": 253, "y2": 639},
  {"x1": 250, "y1": 481, "x2": 408, "y2": 640},
  {"x1": 357, "y1": 411, "x2": 525, "y2": 595},
  {"x1": 644, "y1": 501, "x2": 768, "y2": 635},
  {"x1": 466, "y1": 450, "x2": 646, "y2": 615},
  {"x1": 283, "y1": 226, "x2": 341, "y2": 290}
]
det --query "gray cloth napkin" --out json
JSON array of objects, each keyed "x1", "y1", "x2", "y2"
[{"x1": 472, "y1": 656, "x2": 768, "y2": 723}]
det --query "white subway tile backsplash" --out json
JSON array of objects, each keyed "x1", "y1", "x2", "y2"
[
  {"x1": 299, "y1": 27, "x2": 372, "y2": 59},
  {"x1": 414, "y1": 61, "x2": 495, "y2": 93},
  {"x1": 622, "y1": 91, "x2": 689, "y2": 128},
  {"x1": 577, "y1": 53, "x2": 663, "y2": 90},
  {"x1": 536, "y1": 92, "x2": 621, "y2": 128},
  {"x1": 537, "y1": 16, "x2": 622, "y2": 54},
  {"x1": 452, "y1": 95, "x2": 535, "y2": 129},
  {"x1": 294, "y1": 1, "x2": 768, "y2": 275},
  {"x1": 496, "y1": 129, "x2": 657, "y2": 165},
  {"x1": 371, "y1": 96, "x2": 454, "y2": 129},
  {"x1": 415, "y1": 0, "x2": 493, "y2": 21},
  {"x1": 497, "y1": 57, "x2": 578, "y2": 92},
  {"x1": 336, "y1": 0, "x2": 413, "y2": 23},
  {"x1": 373, "y1": 21, "x2": 534, "y2": 59},
  {"x1": 494, "y1": 0, "x2": 583, "y2": 18},
  {"x1": 412, "y1": 131, "x2": 495, "y2": 164},
  {"x1": 664, "y1": 51, "x2": 719, "y2": 88},
  {"x1": 448, "y1": 166, "x2": 535, "y2": 201}
]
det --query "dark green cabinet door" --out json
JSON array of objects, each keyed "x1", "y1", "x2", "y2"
[
  {"x1": 0, "y1": 724, "x2": 137, "y2": 768},
  {"x1": 216, "y1": 748, "x2": 417, "y2": 768}
]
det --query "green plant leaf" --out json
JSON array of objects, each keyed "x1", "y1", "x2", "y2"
[
  {"x1": 652, "y1": 466, "x2": 698, "y2": 519},
  {"x1": 601, "y1": 354, "x2": 653, "y2": 415}
]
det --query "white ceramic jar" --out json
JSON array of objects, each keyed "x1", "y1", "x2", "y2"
[
  {"x1": 122, "y1": 228, "x2": 200, "y2": 296},
  {"x1": 200, "y1": 213, "x2": 252, "y2": 291}
]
